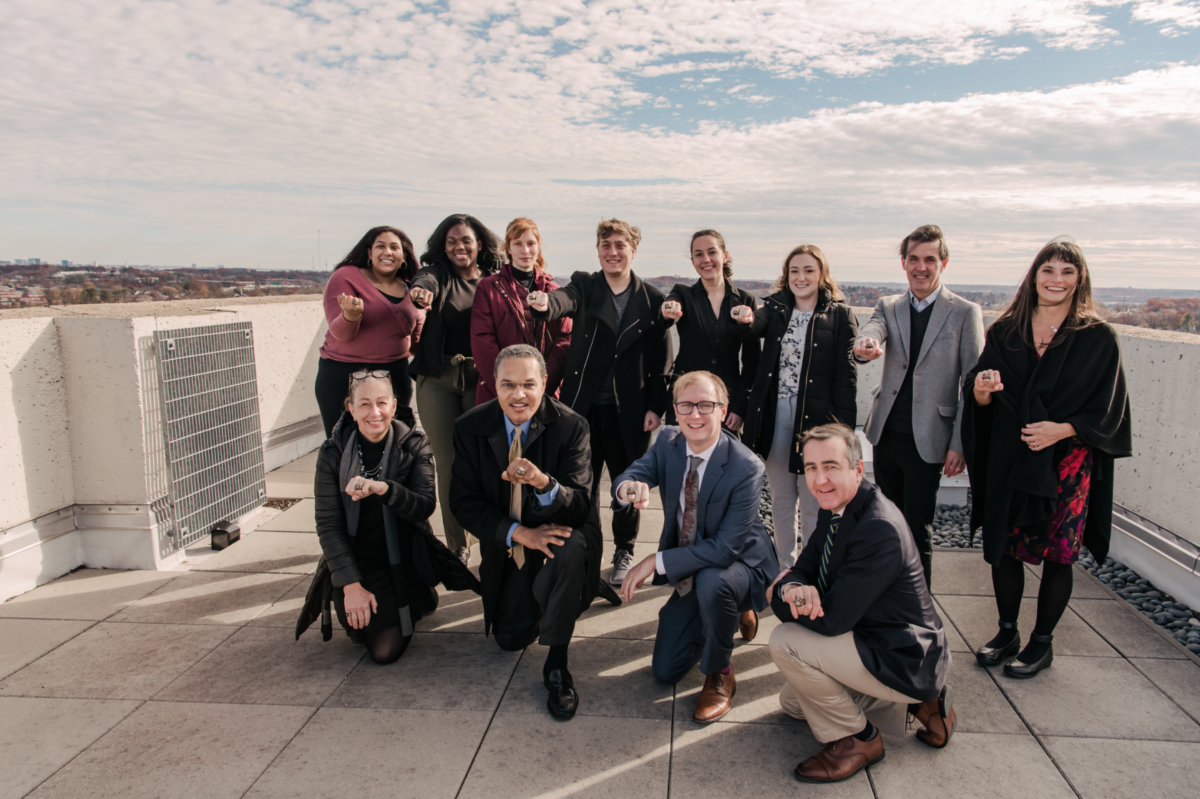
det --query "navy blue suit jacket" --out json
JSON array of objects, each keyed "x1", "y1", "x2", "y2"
[{"x1": 612, "y1": 427, "x2": 779, "y2": 611}]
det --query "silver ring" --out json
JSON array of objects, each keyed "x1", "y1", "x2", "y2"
[{"x1": 515, "y1": 467, "x2": 526, "y2": 477}]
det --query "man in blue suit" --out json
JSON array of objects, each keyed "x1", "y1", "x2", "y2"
[{"x1": 613, "y1": 371, "x2": 780, "y2": 723}]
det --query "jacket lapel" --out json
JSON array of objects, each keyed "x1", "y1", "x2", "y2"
[
  {"x1": 692, "y1": 280, "x2": 719, "y2": 345},
  {"x1": 523, "y1": 399, "x2": 554, "y2": 451},
  {"x1": 480, "y1": 402, "x2": 510, "y2": 471},
  {"x1": 893, "y1": 294, "x2": 911, "y2": 358},
  {"x1": 662, "y1": 434, "x2": 686, "y2": 546},
  {"x1": 614, "y1": 273, "x2": 651, "y2": 355},
  {"x1": 695, "y1": 435, "x2": 729, "y2": 539},
  {"x1": 915, "y1": 291, "x2": 953, "y2": 369},
  {"x1": 585, "y1": 272, "x2": 618, "y2": 333}
]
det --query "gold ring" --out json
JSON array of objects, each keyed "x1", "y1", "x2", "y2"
[
  {"x1": 515, "y1": 467, "x2": 526, "y2": 477},
  {"x1": 793, "y1": 598, "x2": 806, "y2": 607}
]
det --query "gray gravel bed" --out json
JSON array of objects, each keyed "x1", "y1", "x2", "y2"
[{"x1": 1078, "y1": 551, "x2": 1200, "y2": 656}]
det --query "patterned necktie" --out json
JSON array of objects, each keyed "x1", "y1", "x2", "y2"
[
  {"x1": 817, "y1": 513, "x2": 842, "y2": 596},
  {"x1": 675, "y1": 455, "x2": 704, "y2": 596},
  {"x1": 508, "y1": 429, "x2": 525, "y2": 569}
]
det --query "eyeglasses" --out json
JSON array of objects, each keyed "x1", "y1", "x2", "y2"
[
  {"x1": 674, "y1": 401, "x2": 724, "y2": 415},
  {"x1": 349, "y1": 369, "x2": 390, "y2": 386}
]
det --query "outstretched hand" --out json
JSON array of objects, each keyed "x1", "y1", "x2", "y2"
[
  {"x1": 730, "y1": 305, "x2": 753, "y2": 324},
  {"x1": 853, "y1": 337, "x2": 882, "y2": 360},
  {"x1": 661, "y1": 300, "x2": 682, "y2": 320},
  {"x1": 527, "y1": 290, "x2": 549, "y2": 312}
]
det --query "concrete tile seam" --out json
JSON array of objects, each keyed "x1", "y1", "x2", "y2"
[
  {"x1": 238, "y1": 706, "x2": 320, "y2": 799},
  {"x1": 451, "y1": 647, "x2": 528, "y2": 799},
  {"x1": 12, "y1": 698, "x2": 148, "y2": 798}
]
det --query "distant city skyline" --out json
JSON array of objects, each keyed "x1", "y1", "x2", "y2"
[{"x1": 2, "y1": 1, "x2": 1198, "y2": 288}]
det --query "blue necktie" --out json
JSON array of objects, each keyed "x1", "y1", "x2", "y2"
[{"x1": 818, "y1": 514, "x2": 842, "y2": 596}]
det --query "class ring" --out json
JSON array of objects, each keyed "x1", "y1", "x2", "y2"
[{"x1": 515, "y1": 467, "x2": 526, "y2": 477}]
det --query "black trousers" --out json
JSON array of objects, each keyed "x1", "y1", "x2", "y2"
[
  {"x1": 492, "y1": 528, "x2": 589, "y2": 650},
  {"x1": 652, "y1": 561, "x2": 755, "y2": 683},
  {"x1": 873, "y1": 428, "x2": 941, "y2": 587},
  {"x1": 315, "y1": 356, "x2": 414, "y2": 438},
  {"x1": 587, "y1": 404, "x2": 641, "y2": 552}
]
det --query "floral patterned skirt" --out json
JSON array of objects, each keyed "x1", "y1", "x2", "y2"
[{"x1": 1006, "y1": 443, "x2": 1093, "y2": 566}]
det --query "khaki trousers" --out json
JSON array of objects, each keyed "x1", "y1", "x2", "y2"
[
  {"x1": 415, "y1": 360, "x2": 479, "y2": 552},
  {"x1": 769, "y1": 623, "x2": 918, "y2": 743}
]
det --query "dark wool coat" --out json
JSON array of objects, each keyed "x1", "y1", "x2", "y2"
[
  {"x1": 449, "y1": 397, "x2": 601, "y2": 638},
  {"x1": 963, "y1": 321, "x2": 1133, "y2": 565},
  {"x1": 664, "y1": 279, "x2": 761, "y2": 419},
  {"x1": 740, "y1": 288, "x2": 859, "y2": 472},
  {"x1": 298, "y1": 412, "x2": 479, "y2": 640},
  {"x1": 531, "y1": 270, "x2": 672, "y2": 460},
  {"x1": 770, "y1": 482, "x2": 950, "y2": 702},
  {"x1": 471, "y1": 263, "x2": 573, "y2": 403}
]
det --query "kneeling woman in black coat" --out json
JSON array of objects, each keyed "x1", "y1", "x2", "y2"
[{"x1": 310, "y1": 370, "x2": 461, "y2": 664}]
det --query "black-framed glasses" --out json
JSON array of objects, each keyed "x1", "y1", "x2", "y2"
[
  {"x1": 349, "y1": 369, "x2": 390, "y2": 386},
  {"x1": 674, "y1": 401, "x2": 724, "y2": 415}
]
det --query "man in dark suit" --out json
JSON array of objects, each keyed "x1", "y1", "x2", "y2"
[
  {"x1": 613, "y1": 371, "x2": 780, "y2": 723},
  {"x1": 451, "y1": 344, "x2": 619, "y2": 721},
  {"x1": 528, "y1": 218, "x2": 672, "y2": 587},
  {"x1": 768, "y1": 423, "x2": 955, "y2": 783},
  {"x1": 854, "y1": 224, "x2": 984, "y2": 587}
]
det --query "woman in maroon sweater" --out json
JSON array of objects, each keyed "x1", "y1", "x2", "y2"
[
  {"x1": 471, "y1": 217, "x2": 573, "y2": 404},
  {"x1": 316, "y1": 226, "x2": 425, "y2": 437}
]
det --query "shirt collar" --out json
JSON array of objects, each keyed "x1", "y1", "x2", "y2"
[
  {"x1": 504, "y1": 414, "x2": 532, "y2": 445},
  {"x1": 909, "y1": 284, "x2": 942, "y2": 311},
  {"x1": 685, "y1": 435, "x2": 721, "y2": 462}
]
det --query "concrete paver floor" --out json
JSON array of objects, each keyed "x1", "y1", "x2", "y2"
[{"x1": 3, "y1": 460, "x2": 1200, "y2": 798}]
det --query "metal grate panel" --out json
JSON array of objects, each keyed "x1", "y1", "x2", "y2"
[{"x1": 155, "y1": 322, "x2": 267, "y2": 547}]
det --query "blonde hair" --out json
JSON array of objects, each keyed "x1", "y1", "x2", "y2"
[
  {"x1": 672, "y1": 370, "x2": 729, "y2": 405},
  {"x1": 596, "y1": 218, "x2": 642, "y2": 249}
]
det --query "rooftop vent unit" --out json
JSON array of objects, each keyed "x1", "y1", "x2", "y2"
[{"x1": 154, "y1": 322, "x2": 267, "y2": 548}]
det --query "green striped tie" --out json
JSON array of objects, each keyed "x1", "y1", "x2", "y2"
[{"x1": 817, "y1": 514, "x2": 842, "y2": 596}]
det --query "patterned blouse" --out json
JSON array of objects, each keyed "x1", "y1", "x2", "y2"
[{"x1": 777, "y1": 310, "x2": 814, "y2": 399}]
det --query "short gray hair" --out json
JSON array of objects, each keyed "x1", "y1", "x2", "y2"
[
  {"x1": 494, "y1": 344, "x2": 547, "y2": 378},
  {"x1": 800, "y1": 423, "x2": 862, "y2": 466}
]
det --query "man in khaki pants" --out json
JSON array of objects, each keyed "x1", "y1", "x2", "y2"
[{"x1": 767, "y1": 424, "x2": 955, "y2": 783}]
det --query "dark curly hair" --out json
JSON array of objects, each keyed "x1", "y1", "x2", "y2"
[{"x1": 419, "y1": 214, "x2": 503, "y2": 275}]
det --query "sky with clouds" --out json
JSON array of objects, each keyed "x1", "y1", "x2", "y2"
[{"x1": 2, "y1": 0, "x2": 1198, "y2": 287}]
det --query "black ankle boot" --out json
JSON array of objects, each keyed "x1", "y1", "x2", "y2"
[
  {"x1": 975, "y1": 621, "x2": 1020, "y2": 667},
  {"x1": 1003, "y1": 632, "x2": 1054, "y2": 678}
]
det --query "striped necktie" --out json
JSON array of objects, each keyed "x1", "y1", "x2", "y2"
[{"x1": 817, "y1": 513, "x2": 842, "y2": 596}]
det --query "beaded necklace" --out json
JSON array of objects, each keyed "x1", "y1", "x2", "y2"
[{"x1": 357, "y1": 444, "x2": 384, "y2": 481}]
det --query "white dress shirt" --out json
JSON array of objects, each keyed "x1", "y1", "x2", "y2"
[
  {"x1": 909, "y1": 284, "x2": 942, "y2": 313},
  {"x1": 617, "y1": 435, "x2": 719, "y2": 575}
]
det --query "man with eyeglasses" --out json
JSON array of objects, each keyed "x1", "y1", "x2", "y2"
[{"x1": 611, "y1": 371, "x2": 779, "y2": 723}]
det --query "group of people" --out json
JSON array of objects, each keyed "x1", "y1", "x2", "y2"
[{"x1": 301, "y1": 217, "x2": 1132, "y2": 783}]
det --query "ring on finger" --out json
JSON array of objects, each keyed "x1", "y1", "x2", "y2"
[{"x1": 515, "y1": 467, "x2": 526, "y2": 477}]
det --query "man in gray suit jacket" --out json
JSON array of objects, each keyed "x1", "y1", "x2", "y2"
[
  {"x1": 613, "y1": 371, "x2": 780, "y2": 723},
  {"x1": 854, "y1": 225, "x2": 984, "y2": 587}
]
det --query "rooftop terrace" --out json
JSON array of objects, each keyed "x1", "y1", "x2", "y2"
[{"x1": 2, "y1": 459, "x2": 1199, "y2": 799}]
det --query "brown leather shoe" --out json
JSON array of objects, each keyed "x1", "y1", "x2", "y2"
[
  {"x1": 693, "y1": 668, "x2": 736, "y2": 723},
  {"x1": 738, "y1": 609, "x2": 758, "y2": 641},
  {"x1": 794, "y1": 733, "x2": 885, "y2": 783},
  {"x1": 913, "y1": 685, "x2": 956, "y2": 749}
]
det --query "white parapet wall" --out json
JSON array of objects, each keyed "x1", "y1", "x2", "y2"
[{"x1": 0, "y1": 296, "x2": 327, "y2": 601}]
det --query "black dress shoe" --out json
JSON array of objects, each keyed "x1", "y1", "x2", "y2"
[
  {"x1": 597, "y1": 579, "x2": 623, "y2": 607},
  {"x1": 1004, "y1": 633, "x2": 1054, "y2": 679},
  {"x1": 975, "y1": 622, "x2": 1020, "y2": 667},
  {"x1": 544, "y1": 668, "x2": 578, "y2": 720}
]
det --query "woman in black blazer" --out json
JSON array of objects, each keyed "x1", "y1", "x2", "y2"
[
  {"x1": 660, "y1": 229, "x2": 761, "y2": 431},
  {"x1": 734, "y1": 244, "x2": 858, "y2": 567}
]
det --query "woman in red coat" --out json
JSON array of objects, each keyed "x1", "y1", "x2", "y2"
[{"x1": 471, "y1": 217, "x2": 573, "y2": 403}]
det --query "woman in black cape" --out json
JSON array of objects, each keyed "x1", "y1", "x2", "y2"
[{"x1": 964, "y1": 237, "x2": 1131, "y2": 679}]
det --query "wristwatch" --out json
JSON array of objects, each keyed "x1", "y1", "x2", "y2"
[{"x1": 535, "y1": 476, "x2": 557, "y2": 496}]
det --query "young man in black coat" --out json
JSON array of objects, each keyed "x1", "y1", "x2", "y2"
[
  {"x1": 528, "y1": 219, "x2": 672, "y2": 586},
  {"x1": 450, "y1": 344, "x2": 618, "y2": 721},
  {"x1": 768, "y1": 423, "x2": 956, "y2": 783}
]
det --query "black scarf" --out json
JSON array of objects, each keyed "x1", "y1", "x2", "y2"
[{"x1": 963, "y1": 320, "x2": 1132, "y2": 564}]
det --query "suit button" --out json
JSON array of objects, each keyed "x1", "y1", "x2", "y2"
[
  {"x1": 711, "y1": 359, "x2": 717, "y2": 364},
  {"x1": 892, "y1": 390, "x2": 897, "y2": 394}
]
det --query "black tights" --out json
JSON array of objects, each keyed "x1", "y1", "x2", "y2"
[
  {"x1": 364, "y1": 626, "x2": 412, "y2": 665},
  {"x1": 989, "y1": 554, "x2": 1074, "y2": 661}
]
